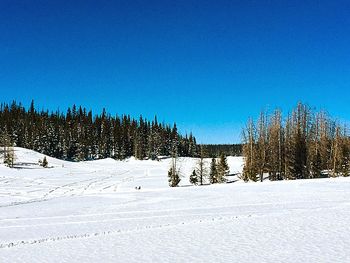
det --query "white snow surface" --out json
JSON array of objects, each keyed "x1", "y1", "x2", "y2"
[{"x1": 0, "y1": 147, "x2": 350, "y2": 262}]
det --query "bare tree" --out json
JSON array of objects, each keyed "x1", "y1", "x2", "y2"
[
  {"x1": 242, "y1": 118, "x2": 258, "y2": 182},
  {"x1": 331, "y1": 126, "x2": 344, "y2": 177},
  {"x1": 4, "y1": 146, "x2": 15, "y2": 168},
  {"x1": 256, "y1": 110, "x2": 268, "y2": 182},
  {"x1": 268, "y1": 109, "x2": 284, "y2": 180},
  {"x1": 196, "y1": 145, "x2": 208, "y2": 185},
  {"x1": 308, "y1": 113, "x2": 322, "y2": 178}
]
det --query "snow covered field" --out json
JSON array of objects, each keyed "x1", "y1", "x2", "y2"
[{"x1": 1, "y1": 148, "x2": 350, "y2": 262}]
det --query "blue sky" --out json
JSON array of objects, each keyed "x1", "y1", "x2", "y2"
[{"x1": 1, "y1": 0, "x2": 350, "y2": 143}]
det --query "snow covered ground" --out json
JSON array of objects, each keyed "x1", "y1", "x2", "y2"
[{"x1": 0, "y1": 148, "x2": 350, "y2": 262}]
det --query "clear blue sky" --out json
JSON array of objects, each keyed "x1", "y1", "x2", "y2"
[{"x1": 1, "y1": 0, "x2": 350, "y2": 143}]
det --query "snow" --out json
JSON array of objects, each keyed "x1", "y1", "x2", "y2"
[{"x1": 1, "y1": 148, "x2": 350, "y2": 262}]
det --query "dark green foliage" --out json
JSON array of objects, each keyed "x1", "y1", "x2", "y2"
[
  {"x1": 42, "y1": 156, "x2": 48, "y2": 168},
  {"x1": 168, "y1": 167, "x2": 181, "y2": 187},
  {"x1": 201, "y1": 144, "x2": 242, "y2": 157},
  {"x1": 217, "y1": 153, "x2": 229, "y2": 183},
  {"x1": 0, "y1": 101, "x2": 198, "y2": 161},
  {"x1": 309, "y1": 151, "x2": 322, "y2": 178},
  {"x1": 209, "y1": 158, "x2": 218, "y2": 184},
  {"x1": 189, "y1": 170, "x2": 199, "y2": 185}
]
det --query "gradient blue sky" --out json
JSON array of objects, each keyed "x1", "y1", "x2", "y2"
[{"x1": 1, "y1": 0, "x2": 350, "y2": 143}]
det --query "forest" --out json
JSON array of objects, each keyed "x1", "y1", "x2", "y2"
[
  {"x1": 203, "y1": 144, "x2": 242, "y2": 157},
  {"x1": 0, "y1": 101, "x2": 198, "y2": 161},
  {"x1": 242, "y1": 103, "x2": 350, "y2": 181}
]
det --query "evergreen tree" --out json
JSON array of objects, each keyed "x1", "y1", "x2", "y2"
[
  {"x1": 0, "y1": 101, "x2": 198, "y2": 162},
  {"x1": 42, "y1": 156, "x2": 48, "y2": 168},
  {"x1": 170, "y1": 124, "x2": 179, "y2": 158},
  {"x1": 209, "y1": 158, "x2": 218, "y2": 184},
  {"x1": 217, "y1": 153, "x2": 229, "y2": 183},
  {"x1": 188, "y1": 133, "x2": 197, "y2": 157},
  {"x1": 189, "y1": 170, "x2": 199, "y2": 185}
]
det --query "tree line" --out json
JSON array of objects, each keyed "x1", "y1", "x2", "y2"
[
  {"x1": 0, "y1": 101, "x2": 198, "y2": 161},
  {"x1": 242, "y1": 103, "x2": 350, "y2": 182},
  {"x1": 203, "y1": 144, "x2": 242, "y2": 157}
]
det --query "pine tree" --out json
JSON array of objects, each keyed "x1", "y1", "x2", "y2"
[
  {"x1": 188, "y1": 133, "x2": 197, "y2": 157},
  {"x1": 189, "y1": 170, "x2": 199, "y2": 185},
  {"x1": 217, "y1": 153, "x2": 229, "y2": 183},
  {"x1": 0, "y1": 101, "x2": 197, "y2": 162},
  {"x1": 209, "y1": 158, "x2": 218, "y2": 184},
  {"x1": 42, "y1": 156, "x2": 48, "y2": 168},
  {"x1": 171, "y1": 124, "x2": 179, "y2": 158}
]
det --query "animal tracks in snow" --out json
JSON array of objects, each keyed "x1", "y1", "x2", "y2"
[{"x1": 0, "y1": 214, "x2": 251, "y2": 249}]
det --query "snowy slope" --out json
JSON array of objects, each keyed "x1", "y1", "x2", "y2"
[{"x1": 1, "y1": 148, "x2": 350, "y2": 262}]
